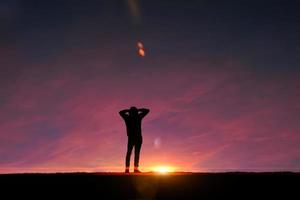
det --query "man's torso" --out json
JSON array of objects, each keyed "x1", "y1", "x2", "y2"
[{"x1": 125, "y1": 117, "x2": 142, "y2": 138}]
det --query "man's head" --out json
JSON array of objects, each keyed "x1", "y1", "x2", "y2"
[{"x1": 130, "y1": 106, "x2": 138, "y2": 116}]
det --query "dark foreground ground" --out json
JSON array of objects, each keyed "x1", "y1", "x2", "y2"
[{"x1": 0, "y1": 172, "x2": 299, "y2": 199}]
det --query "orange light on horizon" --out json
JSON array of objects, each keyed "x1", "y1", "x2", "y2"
[{"x1": 152, "y1": 166, "x2": 175, "y2": 174}]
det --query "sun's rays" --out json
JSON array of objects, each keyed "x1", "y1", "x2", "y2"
[{"x1": 152, "y1": 166, "x2": 175, "y2": 174}]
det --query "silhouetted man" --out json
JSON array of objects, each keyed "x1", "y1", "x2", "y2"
[{"x1": 119, "y1": 106, "x2": 150, "y2": 173}]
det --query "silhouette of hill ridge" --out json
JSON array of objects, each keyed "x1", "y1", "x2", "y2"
[{"x1": 1, "y1": 172, "x2": 299, "y2": 199}]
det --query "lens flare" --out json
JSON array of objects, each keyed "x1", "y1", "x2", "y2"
[
  {"x1": 137, "y1": 41, "x2": 145, "y2": 57},
  {"x1": 138, "y1": 48, "x2": 145, "y2": 57},
  {"x1": 137, "y1": 42, "x2": 144, "y2": 49}
]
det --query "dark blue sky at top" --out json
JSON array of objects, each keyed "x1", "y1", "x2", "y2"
[
  {"x1": 3, "y1": 0, "x2": 300, "y2": 72},
  {"x1": 2, "y1": 0, "x2": 299, "y2": 105}
]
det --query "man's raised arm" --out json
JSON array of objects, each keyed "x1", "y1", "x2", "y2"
[
  {"x1": 119, "y1": 109, "x2": 130, "y2": 119},
  {"x1": 138, "y1": 108, "x2": 150, "y2": 119}
]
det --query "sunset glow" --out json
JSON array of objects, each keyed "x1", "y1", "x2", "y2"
[{"x1": 152, "y1": 166, "x2": 175, "y2": 174}]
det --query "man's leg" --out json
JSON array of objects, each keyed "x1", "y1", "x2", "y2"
[
  {"x1": 134, "y1": 139, "x2": 142, "y2": 172},
  {"x1": 125, "y1": 138, "x2": 134, "y2": 173}
]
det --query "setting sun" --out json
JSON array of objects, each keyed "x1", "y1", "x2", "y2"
[{"x1": 152, "y1": 166, "x2": 175, "y2": 174}]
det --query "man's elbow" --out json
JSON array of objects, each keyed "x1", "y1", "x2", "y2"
[
  {"x1": 143, "y1": 109, "x2": 150, "y2": 116},
  {"x1": 144, "y1": 108, "x2": 150, "y2": 114},
  {"x1": 119, "y1": 111, "x2": 127, "y2": 117}
]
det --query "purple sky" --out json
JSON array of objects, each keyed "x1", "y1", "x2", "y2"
[{"x1": 1, "y1": 0, "x2": 300, "y2": 173}]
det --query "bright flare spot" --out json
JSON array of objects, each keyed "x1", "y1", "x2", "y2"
[
  {"x1": 154, "y1": 137, "x2": 161, "y2": 149},
  {"x1": 138, "y1": 48, "x2": 145, "y2": 57},
  {"x1": 152, "y1": 166, "x2": 175, "y2": 174},
  {"x1": 137, "y1": 42, "x2": 144, "y2": 49},
  {"x1": 137, "y1": 41, "x2": 145, "y2": 57}
]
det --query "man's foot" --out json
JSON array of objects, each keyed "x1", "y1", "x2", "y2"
[
  {"x1": 134, "y1": 169, "x2": 141, "y2": 173},
  {"x1": 125, "y1": 169, "x2": 129, "y2": 173}
]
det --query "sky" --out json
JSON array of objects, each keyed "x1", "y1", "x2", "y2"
[{"x1": 1, "y1": 0, "x2": 300, "y2": 173}]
